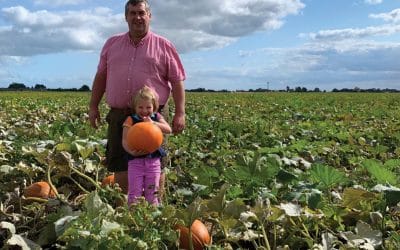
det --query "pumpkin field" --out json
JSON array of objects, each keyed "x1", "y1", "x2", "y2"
[{"x1": 0, "y1": 91, "x2": 400, "y2": 249}]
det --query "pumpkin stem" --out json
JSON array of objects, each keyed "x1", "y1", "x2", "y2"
[
  {"x1": 188, "y1": 228, "x2": 194, "y2": 250},
  {"x1": 69, "y1": 176, "x2": 90, "y2": 194},
  {"x1": 47, "y1": 165, "x2": 59, "y2": 198},
  {"x1": 24, "y1": 197, "x2": 49, "y2": 203},
  {"x1": 260, "y1": 220, "x2": 271, "y2": 250},
  {"x1": 69, "y1": 165, "x2": 101, "y2": 190}
]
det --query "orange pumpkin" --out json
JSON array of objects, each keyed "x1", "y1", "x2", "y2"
[
  {"x1": 24, "y1": 181, "x2": 56, "y2": 199},
  {"x1": 101, "y1": 174, "x2": 115, "y2": 186},
  {"x1": 126, "y1": 122, "x2": 163, "y2": 153},
  {"x1": 176, "y1": 219, "x2": 211, "y2": 250}
]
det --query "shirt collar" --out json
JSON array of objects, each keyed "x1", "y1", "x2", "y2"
[{"x1": 127, "y1": 31, "x2": 152, "y2": 47}]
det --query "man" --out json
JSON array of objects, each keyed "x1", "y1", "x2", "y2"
[{"x1": 89, "y1": 0, "x2": 186, "y2": 197}]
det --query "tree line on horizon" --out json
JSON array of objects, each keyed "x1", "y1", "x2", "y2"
[
  {"x1": 1, "y1": 82, "x2": 91, "y2": 92},
  {"x1": 187, "y1": 86, "x2": 400, "y2": 93},
  {"x1": 2, "y1": 82, "x2": 399, "y2": 93}
]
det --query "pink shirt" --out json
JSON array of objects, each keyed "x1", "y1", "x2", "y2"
[{"x1": 97, "y1": 31, "x2": 186, "y2": 108}]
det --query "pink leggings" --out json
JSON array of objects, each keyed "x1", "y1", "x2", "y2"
[{"x1": 127, "y1": 157, "x2": 161, "y2": 206}]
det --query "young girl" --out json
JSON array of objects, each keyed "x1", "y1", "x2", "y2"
[{"x1": 122, "y1": 86, "x2": 172, "y2": 206}]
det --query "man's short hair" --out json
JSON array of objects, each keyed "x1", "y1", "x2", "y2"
[{"x1": 125, "y1": 0, "x2": 150, "y2": 16}]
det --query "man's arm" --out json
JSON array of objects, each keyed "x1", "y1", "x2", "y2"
[
  {"x1": 89, "y1": 72, "x2": 107, "y2": 129},
  {"x1": 171, "y1": 80, "x2": 185, "y2": 134}
]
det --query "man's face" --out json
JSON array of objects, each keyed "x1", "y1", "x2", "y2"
[{"x1": 125, "y1": 3, "x2": 151, "y2": 37}]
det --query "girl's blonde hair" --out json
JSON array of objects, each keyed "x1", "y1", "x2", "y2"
[{"x1": 132, "y1": 86, "x2": 159, "y2": 112}]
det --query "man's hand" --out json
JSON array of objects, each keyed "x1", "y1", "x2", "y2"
[
  {"x1": 172, "y1": 113, "x2": 185, "y2": 134},
  {"x1": 88, "y1": 71, "x2": 106, "y2": 129},
  {"x1": 89, "y1": 106, "x2": 101, "y2": 129},
  {"x1": 171, "y1": 80, "x2": 185, "y2": 134}
]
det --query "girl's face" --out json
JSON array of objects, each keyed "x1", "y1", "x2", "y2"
[{"x1": 135, "y1": 98, "x2": 154, "y2": 118}]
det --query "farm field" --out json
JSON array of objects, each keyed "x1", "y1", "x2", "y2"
[{"x1": 0, "y1": 91, "x2": 400, "y2": 249}]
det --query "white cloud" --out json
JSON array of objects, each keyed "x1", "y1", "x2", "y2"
[
  {"x1": 186, "y1": 37, "x2": 400, "y2": 91},
  {"x1": 0, "y1": 6, "x2": 125, "y2": 56},
  {"x1": 156, "y1": 29, "x2": 236, "y2": 53},
  {"x1": 0, "y1": 0, "x2": 305, "y2": 58},
  {"x1": 304, "y1": 24, "x2": 400, "y2": 41},
  {"x1": 289, "y1": 40, "x2": 400, "y2": 72},
  {"x1": 2, "y1": 1, "x2": 398, "y2": 90},
  {"x1": 33, "y1": 0, "x2": 87, "y2": 7},
  {"x1": 0, "y1": 55, "x2": 29, "y2": 86},
  {"x1": 370, "y1": 8, "x2": 400, "y2": 23},
  {"x1": 364, "y1": 0, "x2": 383, "y2": 5},
  {"x1": 152, "y1": 0, "x2": 304, "y2": 37},
  {"x1": 151, "y1": 0, "x2": 305, "y2": 47},
  {"x1": 2, "y1": 6, "x2": 63, "y2": 27}
]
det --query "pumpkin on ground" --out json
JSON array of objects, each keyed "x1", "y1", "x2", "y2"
[
  {"x1": 126, "y1": 122, "x2": 163, "y2": 153},
  {"x1": 101, "y1": 174, "x2": 115, "y2": 186},
  {"x1": 176, "y1": 219, "x2": 211, "y2": 250},
  {"x1": 24, "y1": 181, "x2": 56, "y2": 199}
]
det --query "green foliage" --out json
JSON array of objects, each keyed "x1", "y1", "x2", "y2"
[
  {"x1": 224, "y1": 151, "x2": 281, "y2": 200},
  {"x1": 1, "y1": 92, "x2": 400, "y2": 249},
  {"x1": 59, "y1": 192, "x2": 178, "y2": 249},
  {"x1": 309, "y1": 164, "x2": 348, "y2": 191},
  {"x1": 362, "y1": 159, "x2": 398, "y2": 185}
]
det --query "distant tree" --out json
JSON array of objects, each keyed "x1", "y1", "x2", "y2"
[
  {"x1": 34, "y1": 84, "x2": 47, "y2": 90},
  {"x1": 8, "y1": 82, "x2": 27, "y2": 90},
  {"x1": 78, "y1": 84, "x2": 90, "y2": 91},
  {"x1": 313, "y1": 87, "x2": 321, "y2": 92},
  {"x1": 189, "y1": 88, "x2": 206, "y2": 92}
]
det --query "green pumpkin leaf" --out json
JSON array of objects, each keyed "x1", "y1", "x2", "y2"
[
  {"x1": 308, "y1": 189, "x2": 323, "y2": 209},
  {"x1": 74, "y1": 142, "x2": 94, "y2": 160},
  {"x1": 384, "y1": 190, "x2": 400, "y2": 206},
  {"x1": 309, "y1": 164, "x2": 347, "y2": 190},
  {"x1": 383, "y1": 159, "x2": 400, "y2": 171},
  {"x1": 362, "y1": 159, "x2": 398, "y2": 185},
  {"x1": 224, "y1": 198, "x2": 247, "y2": 219},
  {"x1": 206, "y1": 183, "x2": 229, "y2": 214},
  {"x1": 276, "y1": 169, "x2": 298, "y2": 184},
  {"x1": 342, "y1": 188, "x2": 379, "y2": 209}
]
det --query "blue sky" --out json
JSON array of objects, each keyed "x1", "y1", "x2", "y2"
[{"x1": 0, "y1": 0, "x2": 399, "y2": 91}]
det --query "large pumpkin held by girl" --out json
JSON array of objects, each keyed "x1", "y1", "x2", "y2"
[
  {"x1": 126, "y1": 122, "x2": 163, "y2": 153},
  {"x1": 176, "y1": 219, "x2": 211, "y2": 250}
]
